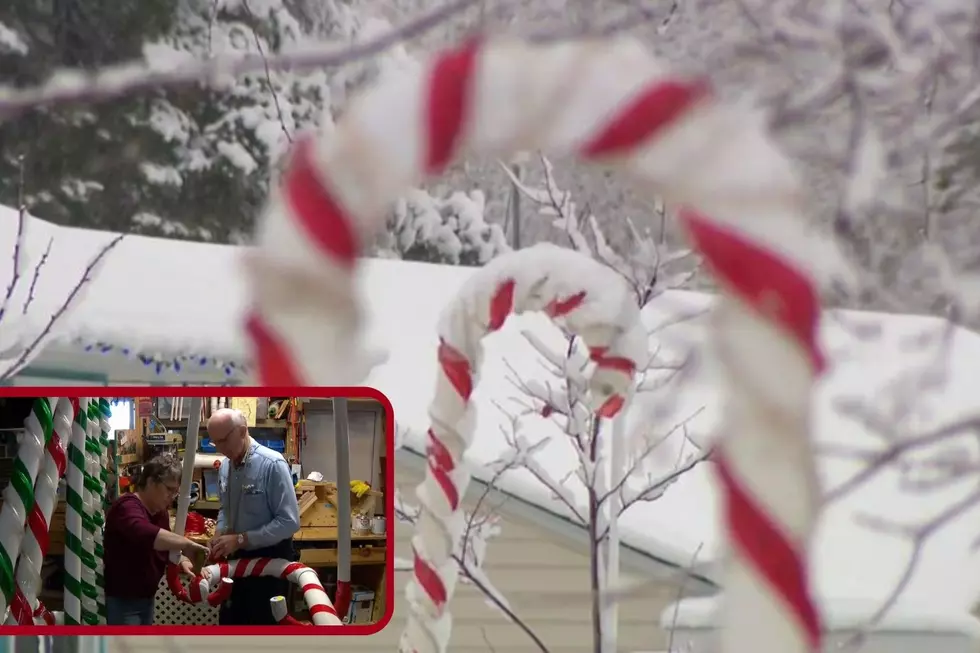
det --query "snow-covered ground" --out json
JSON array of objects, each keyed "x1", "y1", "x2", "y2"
[{"x1": 6, "y1": 208, "x2": 980, "y2": 616}]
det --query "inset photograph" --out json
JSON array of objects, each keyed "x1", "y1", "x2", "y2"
[{"x1": 0, "y1": 389, "x2": 393, "y2": 634}]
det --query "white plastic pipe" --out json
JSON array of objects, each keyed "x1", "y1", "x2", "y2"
[
  {"x1": 172, "y1": 397, "x2": 202, "y2": 552},
  {"x1": 333, "y1": 398, "x2": 352, "y2": 619},
  {"x1": 604, "y1": 389, "x2": 631, "y2": 651}
]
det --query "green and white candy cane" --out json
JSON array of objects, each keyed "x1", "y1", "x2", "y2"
[
  {"x1": 8, "y1": 397, "x2": 73, "y2": 625},
  {"x1": 98, "y1": 399, "x2": 111, "y2": 515},
  {"x1": 0, "y1": 398, "x2": 55, "y2": 619},
  {"x1": 96, "y1": 399, "x2": 111, "y2": 624},
  {"x1": 81, "y1": 401, "x2": 101, "y2": 625},
  {"x1": 64, "y1": 397, "x2": 89, "y2": 625}
]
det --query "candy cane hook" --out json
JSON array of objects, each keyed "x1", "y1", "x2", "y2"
[
  {"x1": 202, "y1": 558, "x2": 343, "y2": 625},
  {"x1": 166, "y1": 565, "x2": 233, "y2": 607},
  {"x1": 244, "y1": 36, "x2": 823, "y2": 653}
]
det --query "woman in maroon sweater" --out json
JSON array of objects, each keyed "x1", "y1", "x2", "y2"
[{"x1": 103, "y1": 454, "x2": 209, "y2": 625}]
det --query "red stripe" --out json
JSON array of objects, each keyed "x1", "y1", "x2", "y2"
[
  {"x1": 596, "y1": 395, "x2": 625, "y2": 418},
  {"x1": 219, "y1": 561, "x2": 230, "y2": 578},
  {"x1": 48, "y1": 435, "x2": 67, "y2": 476},
  {"x1": 250, "y1": 558, "x2": 271, "y2": 576},
  {"x1": 36, "y1": 606, "x2": 54, "y2": 625},
  {"x1": 414, "y1": 548, "x2": 447, "y2": 608},
  {"x1": 580, "y1": 79, "x2": 711, "y2": 157},
  {"x1": 10, "y1": 591, "x2": 32, "y2": 625},
  {"x1": 427, "y1": 429, "x2": 459, "y2": 510},
  {"x1": 244, "y1": 311, "x2": 306, "y2": 385},
  {"x1": 716, "y1": 455, "x2": 821, "y2": 648},
  {"x1": 209, "y1": 579, "x2": 233, "y2": 607},
  {"x1": 437, "y1": 339, "x2": 473, "y2": 400},
  {"x1": 284, "y1": 136, "x2": 359, "y2": 267},
  {"x1": 544, "y1": 291, "x2": 586, "y2": 318},
  {"x1": 300, "y1": 582, "x2": 323, "y2": 594},
  {"x1": 681, "y1": 211, "x2": 823, "y2": 371},
  {"x1": 309, "y1": 603, "x2": 338, "y2": 617},
  {"x1": 188, "y1": 577, "x2": 202, "y2": 604},
  {"x1": 590, "y1": 349, "x2": 635, "y2": 374},
  {"x1": 425, "y1": 40, "x2": 481, "y2": 173},
  {"x1": 428, "y1": 456, "x2": 459, "y2": 511},
  {"x1": 28, "y1": 507, "x2": 49, "y2": 554},
  {"x1": 426, "y1": 429, "x2": 455, "y2": 472},
  {"x1": 487, "y1": 279, "x2": 516, "y2": 331},
  {"x1": 283, "y1": 562, "x2": 306, "y2": 578}
]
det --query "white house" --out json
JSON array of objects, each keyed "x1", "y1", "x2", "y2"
[{"x1": 4, "y1": 210, "x2": 980, "y2": 652}]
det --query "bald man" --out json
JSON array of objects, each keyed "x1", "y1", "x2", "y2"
[{"x1": 206, "y1": 408, "x2": 300, "y2": 625}]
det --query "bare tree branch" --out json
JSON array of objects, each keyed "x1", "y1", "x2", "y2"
[
  {"x1": 0, "y1": 0, "x2": 484, "y2": 120},
  {"x1": 0, "y1": 233, "x2": 125, "y2": 382}
]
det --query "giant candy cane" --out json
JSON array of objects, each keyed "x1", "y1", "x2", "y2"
[
  {"x1": 243, "y1": 37, "x2": 824, "y2": 653},
  {"x1": 9, "y1": 398, "x2": 72, "y2": 625},
  {"x1": 200, "y1": 559, "x2": 343, "y2": 625},
  {"x1": 406, "y1": 245, "x2": 647, "y2": 652}
]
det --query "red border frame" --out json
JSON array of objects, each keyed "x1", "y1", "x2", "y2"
[{"x1": 0, "y1": 386, "x2": 396, "y2": 636}]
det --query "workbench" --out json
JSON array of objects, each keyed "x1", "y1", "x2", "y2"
[{"x1": 173, "y1": 481, "x2": 388, "y2": 625}]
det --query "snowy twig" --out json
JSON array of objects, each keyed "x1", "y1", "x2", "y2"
[
  {"x1": 0, "y1": 0, "x2": 482, "y2": 119},
  {"x1": 838, "y1": 484, "x2": 980, "y2": 651},
  {"x1": 395, "y1": 463, "x2": 551, "y2": 653},
  {"x1": 823, "y1": 411, "x2": 980, "y2": 503},
  {"x1": 0, "y1": 174, "x2": 27, "y2": 326},
  {"x1": 22, "y1": 237, "x2": 53, "y2": 316},
  {"x1": 240, "y1": 0, "x2": 292, "y2": 145},
  {"x1": 0, "y1": 233, "x2": 125, "y2": 382}
]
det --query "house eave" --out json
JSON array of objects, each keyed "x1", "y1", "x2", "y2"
[{"x1": 395, "y1": 447, "x2": 719, "y2": 595}]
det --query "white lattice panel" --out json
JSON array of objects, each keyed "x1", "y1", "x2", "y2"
[{"x1": 152, "y1": 577, "x2": 219, "y2": 625}]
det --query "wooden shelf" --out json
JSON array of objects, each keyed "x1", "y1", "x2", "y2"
[
  {"x1": 299, "y1": 545, "x2": 385, "y2": 567},
  {"x1": 158, "y1": 418, "x2": 289, "y2": 429},
  {"x1": 192, "y1": 499, "x2": 221, "y2": 510},
  {"x1": 116, "y1": 453, "x2": 140, "y2": 465},
  {"x1": 293, "y1": 527, "x2": 386, "y2": 542}
]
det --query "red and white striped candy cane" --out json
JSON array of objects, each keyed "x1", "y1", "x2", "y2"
[
  {"x1": 407, "y1": 245, "x2": 647, "y2": 652},
  {"x1": 166, "y1": 564, "x2": 233, "y2": 607},
  {"x1": 201, "y1": 558, "x2": 343, "y2": 625},
  {"x1": 244, "y1": 37, "x2": 823, "y2": 653}
]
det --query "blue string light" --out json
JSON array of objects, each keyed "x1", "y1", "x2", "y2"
[{"x1": 72, "y1": 339, "x2": 249, "y2": 378}]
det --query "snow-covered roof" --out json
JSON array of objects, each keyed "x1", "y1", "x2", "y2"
[
  {"x1": 0, "y1": 206, "x2": 249, "y2": 383},
  {"x1": 6, "y1": 210, "x2": 980, "y2": 616}
]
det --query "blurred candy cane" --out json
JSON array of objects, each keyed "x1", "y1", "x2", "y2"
[{"x1": 244, "y1": 37, "x2": 824, "y2": 653}]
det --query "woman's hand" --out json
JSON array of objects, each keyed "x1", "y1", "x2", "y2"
[
  {"x1": 178, "y1": 557, "x2": 195, "y2": 578},
  {"x1": 200, "y1": 566, "x2": 213, "y2": 580},
  {"x1": 181, "y1": 537, "x2": 210, "y2": 556}
]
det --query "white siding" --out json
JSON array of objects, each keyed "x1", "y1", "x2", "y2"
[{"x1": 112, "y1": 459, "x2": 689, "y2": 652}]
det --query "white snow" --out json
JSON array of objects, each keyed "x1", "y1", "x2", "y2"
[
  {"x1": 664, "y1": 594, "x2": 980, "y2": 636},
  {"x1": 6, "y1": 209, "x2": 980, "y2": 617},
  {"x1": 0, "y1": 22, "x2": 28, "y2": 55}
]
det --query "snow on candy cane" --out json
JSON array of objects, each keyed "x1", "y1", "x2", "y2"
[
  {"x1": 201, "y1": 558, "x2": 342, "y2": 625},
  {"x1": 243, "y1": 36, "x2": 824, "y2": 653},
  {"x1": 405, "y1": 246, "x2": 647, "y2": 653}
]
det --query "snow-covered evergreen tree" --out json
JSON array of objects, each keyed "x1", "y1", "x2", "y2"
[
  {"x1": 0, "y1": 0, "x2": 500, "y2": 258},
  {"x1": 374, "y1": 188, "x2": 509, "y2": 265}
]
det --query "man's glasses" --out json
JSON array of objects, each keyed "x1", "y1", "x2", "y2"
[{"x1": 210, "y1": 424, "x2": 243, "y2": 447}]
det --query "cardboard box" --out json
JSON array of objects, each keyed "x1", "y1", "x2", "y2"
[{"x1": 345, "y1": 586, "x2": 376, "y2": 624}]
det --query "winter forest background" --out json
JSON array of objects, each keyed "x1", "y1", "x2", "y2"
[{"x1": 6, "y1": 0, "x2": 980, "y2": 324}]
